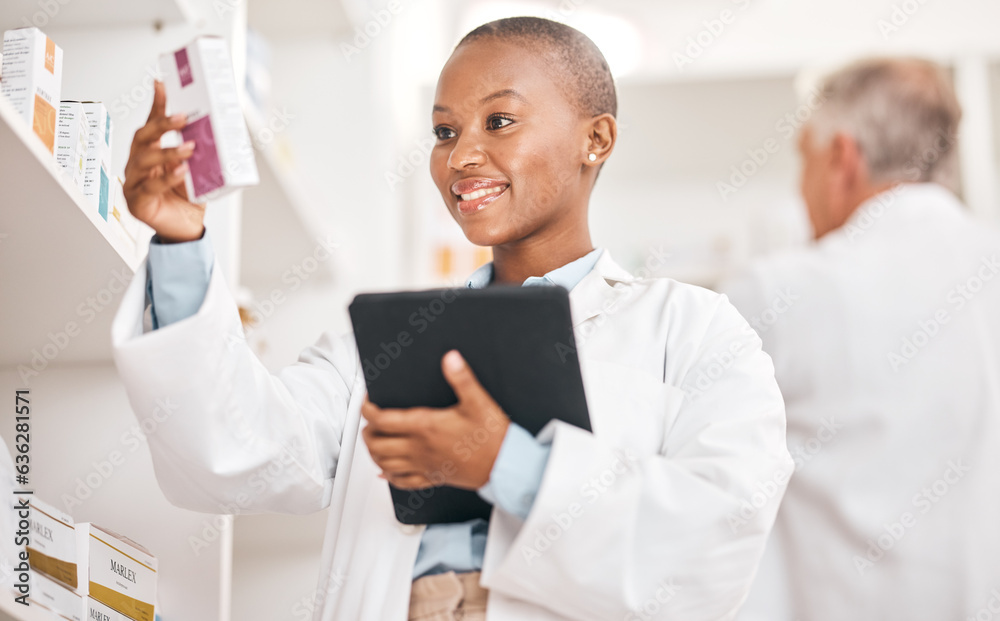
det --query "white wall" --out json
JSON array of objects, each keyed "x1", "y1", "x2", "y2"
[{"x1": 591, "y1": 76, "x2": 811, "y2": 286}]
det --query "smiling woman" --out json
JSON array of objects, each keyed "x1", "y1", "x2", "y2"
[
  {"x1": 110, "y1": 14, "x2": 792, "y2": 621},
  {"x1": 428, "y1": 19, "x2": 617, "y2": 284}
]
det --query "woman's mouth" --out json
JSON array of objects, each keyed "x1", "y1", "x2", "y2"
[{"x1": 452, "y1": 179, "x2": 510, "y2": 214}]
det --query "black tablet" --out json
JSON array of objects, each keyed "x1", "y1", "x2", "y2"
[{"x1": 349, "y1": 286, "x2": 591, "y2": 525}]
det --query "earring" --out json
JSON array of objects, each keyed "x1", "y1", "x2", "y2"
[{"x1": 588, "y1": 153, "x2": 597, "y2": 162}]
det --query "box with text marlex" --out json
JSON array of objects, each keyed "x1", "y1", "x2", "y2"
[
  {"x1": 89, "y1": 596, "x2": 141, "y2": 621},
  {"x1": 78, "y1": 523, "x2": 157, "y2": 621},
  {"x1": 27, "y1": 497, "x2": 79, "y2": 590},
  {"x1": 159, "y1": 36, "x2": 259, "y2": 203},
  {"x1": 27, "y1": 497, "x2": 85, "y2": 620}
]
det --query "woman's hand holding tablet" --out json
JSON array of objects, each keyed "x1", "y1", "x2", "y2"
[{"x1": 361, "y1": 350, "x2": 511, "y2": 491}]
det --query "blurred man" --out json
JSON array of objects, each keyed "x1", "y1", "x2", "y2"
[{"x1": 721, "y1": 58, "x2": 1000, "y2": 620}]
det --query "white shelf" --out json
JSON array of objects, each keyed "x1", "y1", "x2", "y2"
[
  {"x1": 0, "y1": 0, "x2": 199, "y2": 30},
  {"x1": 0, "y1": 96, "x2": 140, "y2": 367},
  {"x1": 240, "y1": 105, "x2": 336, "y2": 291}
]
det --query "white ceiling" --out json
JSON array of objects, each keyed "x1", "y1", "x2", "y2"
[
  {"x1": 444, "y1": 0, "x2": 1000, "y2": 82},
  {"x1": 248, "y1": 0, "x2": 356, "y2": 40}
]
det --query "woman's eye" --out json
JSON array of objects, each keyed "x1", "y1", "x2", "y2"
[
  {"x1": 487, "y1": 115, "x2": 514, "y2": 131},
  {"x1": 434, "y1": 126, "x2": 456, "y2": 141}
]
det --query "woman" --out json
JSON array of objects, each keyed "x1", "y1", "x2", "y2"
[{"x1": 113, "y1": 17, "x2": 792, "y2": 621}]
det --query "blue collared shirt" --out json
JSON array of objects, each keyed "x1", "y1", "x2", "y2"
[{"x1": 144, "y1": 231, "x2": 602, "y2": 579}]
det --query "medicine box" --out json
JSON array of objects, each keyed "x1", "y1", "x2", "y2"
[
  {"x1": 55, "y1": 102, "x2": 88, "y2": 191},
  {"x1": 77, "y1": 523, "x2": 157, "y2": 621},
  {"x1": 27, "y1": 496, "x2": 79, "y2": 591},
  {"x1": 159, "y1": 36, "x2": 259, "y2": 202},
  {"x1": 88, "y1": 596, "x2": 140, "y2": 621},
  {"x1": 29, "y1": 571, "x2": 85, "y2": 621},
  {"x1": 80, "y1": 102, "x2": 112, "y2": 221},
  {"x1": 1, "y1": 27, "x2": 62, "y2": 153}
]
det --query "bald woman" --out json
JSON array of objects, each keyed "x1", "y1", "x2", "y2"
[{"x1": 113, "y1": 17, "x2": 792, "y2": 620}]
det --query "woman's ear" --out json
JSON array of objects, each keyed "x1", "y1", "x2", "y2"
[{"x1": 584, "y1": 113, "x2": 617, "y2": 167}]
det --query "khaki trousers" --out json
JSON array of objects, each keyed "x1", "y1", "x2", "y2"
[{"x1": 408, "y1": 571, "x2": 489, "y2": 621}]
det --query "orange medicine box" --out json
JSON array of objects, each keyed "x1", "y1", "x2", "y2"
[{"x1": 1, "y1": 27, "x2": 62, "y2": 153}]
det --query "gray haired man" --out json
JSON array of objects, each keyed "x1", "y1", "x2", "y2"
[{"x1": 721, "y1": 58, "x2": 1000, "y2": 621}]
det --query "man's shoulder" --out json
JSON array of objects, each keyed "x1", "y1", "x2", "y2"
[{"x1": 724, "y1": 244, "x2": 831, "y2": 294}]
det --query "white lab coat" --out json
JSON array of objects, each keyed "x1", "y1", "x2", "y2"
[
  {"x1": 721, "y1": 183, "x2": 1000, "y2": 621},
  {"x1": 111, "y1": 249, "x2": 793, "y2": 621}
]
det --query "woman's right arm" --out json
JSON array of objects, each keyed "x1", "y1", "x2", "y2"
[{"x1": 110, "y1": 82, "x2": 358, "y2": 516}]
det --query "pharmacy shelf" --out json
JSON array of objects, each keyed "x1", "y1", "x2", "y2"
[
  {"x1": 0, "y1": 95, "x2": 141, "y2": 368},
  {"x1": 240, "y1": 106, "x2": 336, "y2": 291},
  {"x1": 0, "y1": 0, "x2": 200, "y2": 30}
]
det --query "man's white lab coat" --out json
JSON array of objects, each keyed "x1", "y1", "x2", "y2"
[
  {"x1": 722, "y1": 183, "x2": 1000, "y2": 621},
  {"x1": 111, "y1": 250, "x2": 793, "y2": 620}
]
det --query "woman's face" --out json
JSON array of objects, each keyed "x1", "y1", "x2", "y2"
[{"x1": 430, "y1": 39, "x2": 592, "y2": 247}]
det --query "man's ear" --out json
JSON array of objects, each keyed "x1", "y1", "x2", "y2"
[
  {"x1": 830, "y1": 132, "x2": 865, "y2": 188},
  {"x1": 584, "y1": 113, "x2": 617, "y2": 167},
  {"x1": 830, "y1": 132, "x2": 872, "y2": 220}
]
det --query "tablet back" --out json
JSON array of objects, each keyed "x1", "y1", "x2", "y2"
[{"x1": 349, "y1": 286, "x2": 591, "y2": 525}]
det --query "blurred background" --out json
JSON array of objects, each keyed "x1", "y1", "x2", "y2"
[{"x1": 1, "y1": 0, "x2": 999, "y2": 619}]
